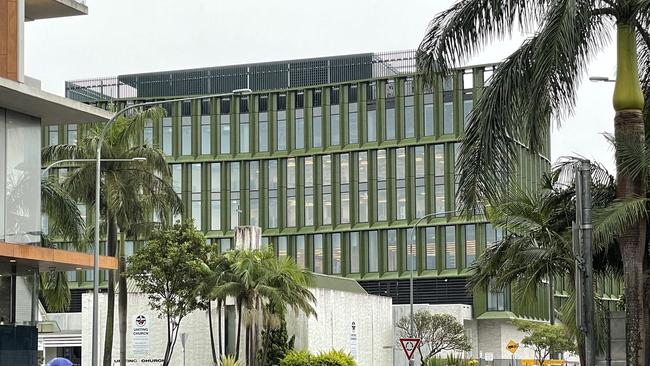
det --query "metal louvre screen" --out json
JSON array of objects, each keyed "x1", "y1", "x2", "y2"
[{"x1": 359, "y1": 277, "x2": 472, "y2": 305}]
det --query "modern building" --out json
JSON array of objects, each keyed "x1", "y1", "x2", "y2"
[
  {"x1": 46, "y1": 50, "x2": 622, "y2": 364},
  {"x1": 0, "y1": 0, "x2": 116, "y2": 365}
]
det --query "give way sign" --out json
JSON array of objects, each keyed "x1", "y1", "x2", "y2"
[{"x1": 399, "y1": 338, "x2": 421, "y2": 360}]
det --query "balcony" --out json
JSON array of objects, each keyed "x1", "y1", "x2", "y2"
[{"x1": 25, "y1": 0, "x2": 88, "y2": 21}]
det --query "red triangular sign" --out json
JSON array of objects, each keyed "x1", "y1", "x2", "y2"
[{"x1": 400, "y1": 338, "x2": 421, "y2": 360}]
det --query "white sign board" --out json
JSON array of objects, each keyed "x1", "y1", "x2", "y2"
[
  {"x1": 132, "y1": 314, "x2": 150, "y2": 356},
  {"x1": 350, "y1": 321, "x2": 358, "y2": 360},
  {"x1": 484, "y1": 352, "x2": 494, "y2": 362}
]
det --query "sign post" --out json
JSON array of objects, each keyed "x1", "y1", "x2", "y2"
[
  {"x1": 399, "y1": 338, "x2": 421, "y2": 363},
  {"x1": 506, "y1": 340, "x2": 519, "y2": 366},
  {"x1": 181, "y1": 333, "x2": 188, "y2": 366}
]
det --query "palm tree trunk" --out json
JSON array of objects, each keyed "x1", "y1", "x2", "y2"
[
  {"x1": 118, "y1": 231, "x2": 127, "y2": 366},
  {"x1": 549, "y1": 275, "x2": 555, "y2": 325},
  {"x1": 235, "y1": 299, "x2": 243, "y2": 361},
  {"x1": 217, "y1": 299, "x2": 223, "y2": 358},
  {"x1": 102, "y1": 216, "x2": 118, "y2": 366},
  {"x1": 208, "y1": 299, "x2": 218, "y2": 365},
  {"x1": 613, "y1": 23, "x2": 647, "y2": 366}
]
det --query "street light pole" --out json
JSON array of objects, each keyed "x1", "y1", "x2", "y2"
[
  {"x1": 90, "y1": 89, "x2": 251, "y2": 366},
  {"x1": 408, "y1": 212, "x2": 437, "y2": 365},
  {"x1": 41, "y1": 158, "x2": 146, "y2": 177}
]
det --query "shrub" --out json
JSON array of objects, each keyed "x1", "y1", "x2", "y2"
[
  {"x1": 280, "y1": 349, "x2": 356, "y2": 366},
  {"x1": 219, "y1": 355, "x2": 243, "y2": 366},
  {"x1": 280, "y1": 350, "x2": 310, "y2": 366}
]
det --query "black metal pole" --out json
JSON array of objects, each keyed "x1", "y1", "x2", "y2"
[{"x1": 580, "y1": 161, "x2": 596, "y2": 366}]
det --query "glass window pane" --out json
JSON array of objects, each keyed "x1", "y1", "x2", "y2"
[
  {"x1": 406, "y1": 229, "x2": 416, "y2": 271},
  {"x1": 323, "y1": 193, "x2": 332, "y2": 225},
  {"x1": 162, "y1": 117, "x2": 172, "y2": 155},
  {"x1": 359, "y1": 190, "x2": 368, "y2": 223},
  {"x1": 367, "y1": 110, "x2": 376, "y2": 142},
  {"x1": 211, "y1": 163, "x2": 221, "y2": 192},
  {"x1": 443, "y1": 101, "x2": 454, "y2": 135},
  {"x1": 340, "y1": 192, "x2": 350, "y2": 224},
  {"x1": 268, "y1": 160, "x2": 278, "y2": 189},
  {"x1": 287, "y1": 196, "x2": 296, "y2": 227},
  {"x1": 359, "y1": 152, "x2": 368, "y2": 182},
  {"x1": 445, "y1": 226, "x2": 456, "y2": 268},
  {"x1": 313, "y1": 235, "x2": 323, "y2": 273},
  {"x1": 259, "y1": 112, "x2": 268, "y2": 152},
  {"x1": 295, "y1": 110, "x2": 305, "y2": 149},
  {"x1": 415, "y1": 147, "x2": 425, "y2": 177},
  {"x1": 240, "y1": 115, "x2": 250, "y2": 153},
  {"x1": 312, "y1": 115, "x2": 322, "y2": 148},
  {"x1": 231, "y1": 163, "x2": 240, "y2": 191},
  {"x1": 387, "y1": 230, "x2": 397, "y2": 272},
  {"x1": 349, "y1": 109, "x2": 358, "y2": 144},
  {"x1": 220, "y1": 239, "x2": 231, "y2": 253},
  {"x1": 385, "y1": 108, "x2": 396, "y2": 140},
  {"x1": 397, "y1": 188, "x2": 407, "y2": 220},
  {"x1": 287, "y1": 158, "x2": 296, "y2": 189},
  {"x1": 340, "y1": 154, "x2": 350, "y2": 184},
  {"x1": 330, "y1": 107, "x2": 340, "y2": 145},
  {"x1": 424, "y1": 101, "x2": 434, "y2": 136},
  {"x1": 465, "y1": 225, "x2": 476, "y2": 266},
  {"x1": 405, "y1": 105, "x2": 415, "y2": 138},
  {"x1": 220, "y1": 115, "x2": 230, "y2": 154},
  {"x1": 349, "y1": 232, "x2": 360, "y2": 273},
  {"x1": 377, "y1": 150, "x2": 387, "y2": 181},
  {"x1": 249, "y1": 162, "x2": 259, "y2": 191},
  {"x1": 268, "y1": 197, "x2": 278, "y2": 228},
  {"x1": 396, "y1": 148, "x2": 406, "y2": 178},
  {"x1": 331, "y1": 233, "x2": 341, "y2": 274},
  {"x1": 277, "y1": 237, "x2": 287, "y2": 258},
  {"x1": 182, "y1": 116, "x2": 192, "y2": 156},
  {"x1": 463, "y1": 99, "x2": 473, "y2": 127},
  {"x1": 426, "y1": 227, "x2": 436, "y2": 269},
  {"x1": 416, "y1": 186, "x2": 426, "y2": 219},
  {"x1": 250, "y1": 198, "x2": 259, "y2": 227},
  {"x1": 201, "y1": 116, "x2": 211, "y2": 154},
  {"x1": 368, "y1": 231, "x2": 378, "y2": 272},
  {"x1": 377, "y1": 189, "x2": 387, "y2": 221},
  {"x1": 304, "y1": 195, "x2": 314, "y2": 226},
  {"x1": 296, "y1": 236, "x2": 306, "y2": 267},
  {"x1": 211, "y1": 200, "x2": 221, "y2": 230},
  {"x1": 322, "y1": 155, "x2": 331, "y2": 186},
  {"x1": 277, "y1": 111, "x2": 287, "y2": 151}
]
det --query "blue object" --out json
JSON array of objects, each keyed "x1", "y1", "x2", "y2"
[{"x1": 46, "y1": 358, "x2": 73, "y2": 366}]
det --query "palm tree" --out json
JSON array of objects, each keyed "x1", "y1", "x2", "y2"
[
  {"x1": 468, "y1": 163, "x2": 618, "y2": 364},
  {"x1": 42, "y1": 110, "x2": 182, "y2": 366},
  {"x1": 418, "y1": 2, "x2": 650, "y2": 363},
  {"x1": 214, "y1": 249, "x2": 316, "y2": 365},
  {"x1": 39, "y1": 176, "x2": 87, "y2": 312}
]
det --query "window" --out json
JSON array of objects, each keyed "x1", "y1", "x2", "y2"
[
  {"x1": 386, "y1": 230, "x2": 398, "y2": 272},
  {"x1": 268, "y1": 160, "x2": 278, "y2": 228},
  {"x1": 426, "y1": 227, "x2": 436, "y2": 269},
  {"x1": 230, "y1": 162, "x2": 240, "y2": 229},
  {"x1": 295, "y1": 235, "x2": 306, "y2": 267},
  {"x1": 488, "y1": 278, "x2": 508, "y2": 311},
  {"x1": 434, "y1": 145, "x2": 445, "y2": 214},
  {"x1": 181, "y1": 116, "x2": 192, "y2": 156},
  {"x1": 349, "y1": 232, "x2": 360, "y2": 273},
  {"x1": 415, "y1": 146, "x2": 426, "y2": 218},
  {"x1": 191, "y1": 164, "x2": 202, "y2": 229},
  {"x1": 220, "y1": 99, "x2": 231, "y2": 154},
  {"x1": 367, "y1": 82, "x2": 377, "y2": 142},
  {"x1": 249, "y1": 162, "x2": 259, "y2": 226},
  {"x1": 348, "y1": 85, "x2": 358, "y2": 144},
  {"x1": 211, "y1": 163, "x2": 221, "y2": 230},
  {"x1": 201, "y1": 98, "x2": 211, "y2": 115},
  {"x1": 48, "y1": 126, "x2": 59, "y2": 146},
  {"x1": 485, "y1": 223, "x2": 503, "y2": 247},
  {"x1": 443, "y1": 79, "x2": 454, "y2": 135},
  {"x1": 258, "y1": 96, "x2": 269, "y2": 152},
  {"x1": 220, "y1": 238, "x2": 231, "y2": 254},
  {"x1": 463, "y1": 92, "x2": 473, "y2": 128},
  {"x1": 240, "y1": 98, "x2": 250, "y2": 153},
  {"x1": 322, "y1": 155, "x2": 332, "y2": 225},
  {"x1": 201, "y1": 116, "x2": 211, "y2": 154},
  {"x1": 276, "y1": 237, "x2": 288, "y2": 258},
  {"x1": 396, "y1": 148, "x2": 407, "y2": 220},
  {"x1": 312, "y1": 90, "x2": 322, "y2": 148},
  {"x1": 385, "y1": 81, "x2": 396, "y2": 140},
  {"x1": 162, "y1": 117, "x2": 172, "y2": 155},
  {"x1": 465, "y1": 224, "x2": 476, "y2": 266},
  {"x1": 358, "y1": 152, "x2": 368, "y2": 222},
  {"x1": 424, "y1": 93, "x2": 434, "y2": 136},
  {"x1": 304, "y1": 157, "x2": 314, "y2": 226},
  {"x1": 331, "y1": 233, "x2": 341, "y2": 274},
  {"x1": 295, "y1": 92, "x2": 305, "y2": 149},
  {"x1": 377, "y1": 150, "x2": 388, "y2": 221},
  {"x1": 313, "y1": 234, "x2": 323, "y2": 273},
  {"x1": 67, "y1": 124, "x2": 77, "y2": 145},
  {"x1": 368, "y1": 231, "x2": 378, "y2": 272},
  {"x1": 405, "y1": 96, "x2": 415, "y2": 138},
  {"x1": 144, "y1": 120, "x2": 154, "y2": 145},
  {"x1": 287, "y1": 158, "x2": 296, "y2": 227},
  {"x1": 171, "y1": 164, "x2": 182, "y2": 222},
  {"x1": 277, "y1": 94, "x2": 287, "y2": 151},
  {"x1": 340, "y1": 154, "x2": 350, "y2": 224},
  {"x1": 445, "y1": 226, "x2": 456, "y2": 268},
  {"x1": 406, "y1": 229, "x2": 416, "y2": 271}
]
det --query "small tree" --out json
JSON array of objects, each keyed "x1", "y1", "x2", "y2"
[
  {"x1": 395, "y1": 310, "x2": 471, "y2": 364},
  {"x1": 514, "y1": 320, "x2": 575, "y2": 366},
  {"x1": 127, "y1": 220, "x2": 209, "y2": 366},
  {"x1": 256, "y1": 314, "x2": 295, "y2": 366}
]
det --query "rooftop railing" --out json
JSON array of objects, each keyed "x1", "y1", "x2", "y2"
[{"x1": 65, "y1": 50, "x2": 417, "y2": 103}]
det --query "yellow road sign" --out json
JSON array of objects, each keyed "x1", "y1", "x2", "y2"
[{"x1": 506, "y1": 340, "x2": 519, "y2": 354}]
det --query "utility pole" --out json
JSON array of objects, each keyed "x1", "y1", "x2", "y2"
[{"x1": 574, "y1": 161, "x2": 596, "y2": 365}]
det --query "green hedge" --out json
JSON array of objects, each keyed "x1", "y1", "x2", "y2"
[{"x1": 280, "y1": 349, "x2": 356, "y2": 366}]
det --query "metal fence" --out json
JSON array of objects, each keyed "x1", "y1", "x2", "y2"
[{"x1": 65, "y1": 50, "x2": 417, "y2": 103}]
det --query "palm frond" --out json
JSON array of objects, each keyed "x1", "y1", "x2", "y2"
[
  {"x1": 40, "y1": 271, "x2": 70, "y2": 312},
  {"x1": 41, "y1": 177, "x2": 86, "y2": 249},
  {"x1": 454, "y1": 1, "x2": 610, "y2": 211},
  {"x1": 593, "y1": 196, "x2": 649, "y2": 248}
]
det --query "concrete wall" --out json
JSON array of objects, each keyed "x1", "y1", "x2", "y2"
[{"x1": 81, "y1": 288, "x2": 393, "y2": 366}]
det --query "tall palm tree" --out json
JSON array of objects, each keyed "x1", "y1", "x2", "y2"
[
  {"x1": 214, "y1": 249, "x2": 316, "y2": 365},
  {"x1": 418, "y1": 2, "x2": 650, "y2": 363},
  {"x1": 42, "y1": 109, "x2": 182, "y2": 366},
  {"x1": 468, "y1": 164, "x2": 619, "y2": 364}
]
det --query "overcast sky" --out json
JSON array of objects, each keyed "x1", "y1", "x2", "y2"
[{"x1": 25, "y1": 0, "x2": 618, "y2": 173}]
